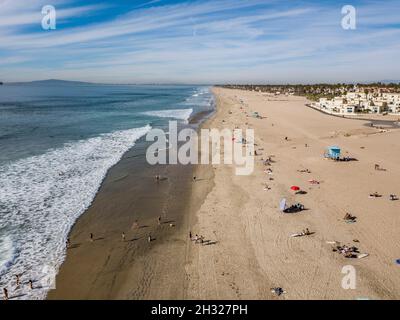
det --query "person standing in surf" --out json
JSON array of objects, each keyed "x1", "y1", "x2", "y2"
[{"x1": 3, "y1": 288, "x2": 8, "y2": 300}]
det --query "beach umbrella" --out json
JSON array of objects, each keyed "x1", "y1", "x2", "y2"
[
  {"x1": 290, "y1": 186, "x2": 300, "y2": 191},
  {"x1": 279, "y1": 199, "x2": 287, "y2": 211}
]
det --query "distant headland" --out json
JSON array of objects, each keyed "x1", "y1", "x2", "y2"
[{"x1": 6, "y1": 79, "x2": 96, "y2": 86}]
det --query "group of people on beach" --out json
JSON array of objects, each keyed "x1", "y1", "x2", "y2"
[
  {"x1": 3, "y1": 276, "x2": 34, "y2": 300},
  {"x1": 369, "y1": 192, "x2": 398, "y2": 200},
  {"x1": 333, "y1": 244, "x2": 361, "y2": 259},
  {"x1": 82, "y1": 215, "x2": 163, "y2": 247},
  {"x1": 300, "y1": 228, "x2": 311, "y2": 236},
  {"x1": 344, "y1": 213, "x2": 357, "y2": 223},
  {"x1": 189, "y1": 231, "x2": 206, "y2": 245}
]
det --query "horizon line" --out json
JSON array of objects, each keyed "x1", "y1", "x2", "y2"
[{"x1": 2, "y1": 78, "x2": 400, "y2": 86}]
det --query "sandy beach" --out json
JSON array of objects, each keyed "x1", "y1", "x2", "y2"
[
  {"x1": 3, "y1": 0, "x2": 400, "y2": 305},
  {"x1": 184, "y1": 87, "x2": 400, "y2": 300},
  {"x1": 49, "y1": 87, "x2": 400, "y2": 300}
]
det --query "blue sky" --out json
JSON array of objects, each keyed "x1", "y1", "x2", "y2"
[{"x1": 0, "y1": 0, "x2": 399, "y2": 84}]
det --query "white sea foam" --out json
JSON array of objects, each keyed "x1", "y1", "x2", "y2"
[
  {"x1": 142, "y1": 108, "x2": 193, "y2": 122},
  {"x1": 0, "y1": 125, "x2": 151, "y2": 300},
  {"x1": 0, "y1": 235, "x2": 17, "y2": 276},
  {"x1": 183, "y1": 87, "x2": 214, "y2": 108}
]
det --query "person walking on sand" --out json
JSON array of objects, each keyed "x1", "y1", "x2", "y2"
[
  {"x1": 189, "y1": 231, "x2": 192, "y2": 240},
  {"x1": 158, "y1": 216, "x2": 161, "y2": 225},
  {"x1": 3, "y1": 288, "x2": 8, "y2": 300},
  {"x1": 66, "y1": 238, "x2": 70, "y2": 248},
  {"x1": 132, "y1": 220, "x2": 139, "y2": 230},
  {"x1": 90, "y1": 233, "x2": 94, "y2": 242},
  {"x1": 148, "y1": 234, "x2": 152, "y2": 243},
  {"x1": 122, "y1": 232, "x2": 126, "y2": 242}
]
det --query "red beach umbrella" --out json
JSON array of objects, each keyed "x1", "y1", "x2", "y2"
[{"x1": 291, "y1": 186, "x2": 300, "y2": 191}]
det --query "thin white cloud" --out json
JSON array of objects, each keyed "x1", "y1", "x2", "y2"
[
  {"x1": 0, "y1": 0, "x2": 399, "y2": 83},
  {"x1": 0, "y1": 4, "x2": 108, "y2": 27}
]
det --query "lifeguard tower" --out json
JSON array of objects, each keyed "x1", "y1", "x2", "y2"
[{"x1": 325, "y1": 146, "x2": 341, "y2": 160}]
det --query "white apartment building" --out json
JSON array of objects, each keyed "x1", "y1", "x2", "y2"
[
  {"x1": 383, "y1": 93, "x2": 400, "y2": 113},
  {"x1": 312, "y1": 91, "x2": 400, "y2": 115}
]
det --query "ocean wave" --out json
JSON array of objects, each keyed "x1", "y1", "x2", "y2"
[
  {"x1": 0, "y1": 125, "x2": 151, "y2": 300},
  {"x1": 184, "y1": 87, "x2": 214, "y2": 107},
  {"x1": 0, "y1": 235, "x2": 17, "y2": 276},
  {"x1": 142, "y1": 108, "x2": 193, "y2": 122}
]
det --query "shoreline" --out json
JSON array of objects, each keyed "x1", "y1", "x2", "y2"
[
  {"x1": 47, "y1": 104, "x2": 216, "y2": 299},
  {"x1": 48, "y1": 87, "x2": 400, "y2": 300}
]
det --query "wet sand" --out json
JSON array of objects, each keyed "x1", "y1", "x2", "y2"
[{"x1": 47, "y1": 136, "x2": 204, "y2": 299}]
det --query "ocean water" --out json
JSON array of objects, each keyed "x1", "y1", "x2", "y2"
[{"x1": 0, "y1": 83, "x2": 214, "y2": 299}]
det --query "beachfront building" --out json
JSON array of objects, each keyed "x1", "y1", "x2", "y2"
[
  {"x1": 317, "y1": 97, "x2": 359, "y2": 114},
  {"x1": 311, "y1": 91, "x2": 400, "y2": 115},
  {"x1": 383, "y1": 93, "x2": 400, "y2": 113}
]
